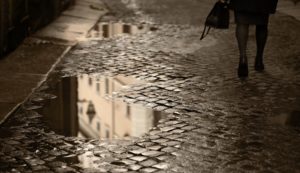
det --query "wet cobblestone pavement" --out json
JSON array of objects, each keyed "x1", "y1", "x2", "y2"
[{"x1": 1, "y1": 0, "x2": 300, "y2": 172}]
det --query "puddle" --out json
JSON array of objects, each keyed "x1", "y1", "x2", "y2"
[
  {"x1": 268, "y1": 110, "x2": 300, "y2": 127},
  {"x1": 85, "y1": 21, "x2": 157, "y2": 40},
  {"x1": 39, "y1": 74, "x2": 166, "y2": 140}
]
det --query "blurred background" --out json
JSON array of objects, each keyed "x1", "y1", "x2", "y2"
[{"x1": 0, "y1": 0, "x2": 75, "y2": 57}]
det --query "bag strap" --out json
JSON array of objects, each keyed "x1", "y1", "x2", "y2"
[{"x1": 200, "y1": 25, "x2": 211, "y2": 40}]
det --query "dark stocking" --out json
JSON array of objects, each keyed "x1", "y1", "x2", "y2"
[
  {"x1": 255, "y1": 24, "x2": 268, "y2": 64},
  {"x1": 236, "y1": 24, "x2": 249, "y2": 64}
]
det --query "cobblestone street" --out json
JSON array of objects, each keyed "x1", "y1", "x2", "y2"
[{"x1": 1, "y1": 0, "x2": 300, "y2": 172}]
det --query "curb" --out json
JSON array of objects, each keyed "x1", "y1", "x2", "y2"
[
  {"x1": 0, "y1": 2, "x2": 110, "y2": 125},
  {"x1": 0, "y1": 46, "x2": 71, "y2": 125}
]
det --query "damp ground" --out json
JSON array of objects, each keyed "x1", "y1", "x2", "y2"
[{"x1": 1, "y1": 0, "x2": 300, "y2": 172}]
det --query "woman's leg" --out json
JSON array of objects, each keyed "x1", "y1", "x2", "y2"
[
  {"x1": 236, "y1": 23, "x2": 250, "y2": 77},
  {"x1": 236, "y1": 23, "x2": 250, "y2": 64},
  {"x1": 255, "y1": 24, "x2": 268, "y2": 71}
]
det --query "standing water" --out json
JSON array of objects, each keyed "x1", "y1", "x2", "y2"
[{"x1": 39, "y1": 74, "x2": 166, "y2": 140}]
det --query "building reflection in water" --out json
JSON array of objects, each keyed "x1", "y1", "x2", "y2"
[
  {"x1": 87, "y1": 21, "x2": 152, "y2": 39},
  {"x1": 41, "y1": 74, "x2": 166, "y2": 140}
]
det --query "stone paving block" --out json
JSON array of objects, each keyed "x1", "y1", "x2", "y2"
[
  {"x1": 160, "y1": 126, "x2": 176, "y2": 132},
  {"x1": 141, "y1": 151, "x2": 164, "y2": 157},
  {"x1": 121, "y1": 159, "x2": 136, "y2": 165},
  {"x1": 130, "y1": 156, "x2": 148, "y2": 162},
  {"x1": 148, "y1": 145, "x2": 163, "y2": 151},
  {"x1": 129, "y1": 164, "x2": 142, "y2": 171},
  {"x1": 165, "y1": 141, "x2": 181, "y2": 147},
  {"x1": 140, "y1": 167, "x2": 158, "y2": 173},
  {"x1": 140, "y1": 159, "x2": 158, "y2": 167},
  {"x1": 110, "y1": 168, "x2": 128, "y2": 172},
  {"x1": 151, "y1": 138, "x2": 169, "y2": 144},
  {"x1": 161, "y1": 147, "x2": 176, "y2": 153},
  {"x1": 153, "y1": 162, "x2": 169, "y2": 170},
  {"x1": 129, "y1": 148, "x2": 147, "y2": 155}
]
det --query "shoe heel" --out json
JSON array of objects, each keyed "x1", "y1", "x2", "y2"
[{"x1": 238, "y1": 63, "x2": 248, "y2": 78}]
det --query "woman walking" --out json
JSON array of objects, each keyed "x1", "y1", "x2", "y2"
[{"x1": 229, "y1": 0, "x2": 278, "y2": 78}]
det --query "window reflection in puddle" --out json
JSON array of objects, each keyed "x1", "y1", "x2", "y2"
[
  {"x1": 40, "y1": 74, "x2": 166, "y2": 140},
  {"x1": 85, "y1": 21, "x2": 157, "y2": 39}
]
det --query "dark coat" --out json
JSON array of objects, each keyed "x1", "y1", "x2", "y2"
[{"x1": 229, "y1": 0, "x2": 278, "y2": 14}]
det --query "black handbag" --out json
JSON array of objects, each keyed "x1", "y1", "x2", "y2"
[{"x1": 200, "y1": 1, "x2": 230, "y2": 40}]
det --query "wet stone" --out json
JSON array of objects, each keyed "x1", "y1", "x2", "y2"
[
  {"x1": 121, "y1": 159, "x2": 136, "y2": 165},
  {"x1": 155, "y1": 106, "x2": 168, "y2": 111},
  {"x1": 141, "y1": 150, "x2": 164, "y2": 157},
  {"x1": 115, "y1": 153, "x2": 132, "y2": 159},
  {"x1": 153, "y1": 162, "x2": 169, "y2": 170},
  {"x1": 161, "y1": 147, "x2": 176, "y2": 153},
  {"x1": 5, "y1": 140, "x2": 21, "y2": 145},
  {"x1": 156, "y1": 100, "x2": 169, "y2": 105},
  {"x1": 26, "y1": 159, "x2": 46, "y2": 166},
  {"x1": 130, "y1": 156, "x2": 148, "y2": 162},
  {"x1": 94, "y1": 168, "x2": 109, "y2": 173},
  {"x1": 32, "y1": 165, "x2": 50, "y2": 171},
  {"x1": 111, "y1": 168, "x2": 128, "y2": 172},
  {"x1": 49, "y1": 149, "x2": 68, "y2": 156},
  {"x1": 1, "y1": 145, "x2": 15, "y2": 153},
  {"x1": 157, "y1": 155, "x2": 170, "y2": 161},
  {"x1": 44, "y1": 156, "x2": 57, "y2": 162},
  {"x1": 149, "y1": 135, "x2": 160, "y2": 140},
  {"x1": 140, "y1": 167, "x2": 158, "y2": 173},
  {"x1": 148, "y1": 145, "x2": 163, "y2": 151},
  {"x1": 149, "y1": 130, "x2": 161, "y2": 135},
  {"x1": 166, "y1": 134, "x2": 183, "y2": 140},
  {"x1": 165, "y1": 108, "x2": 178, "y2": 114},
  {"x1": 181, "y1": 126, "x2": 196, "y2": 131},
  {"x1": 165, "y1": 121, "x2": 180, "y2": 125},
  {"x1": 165, "y1": 141, "x2": 181, "y2": 147},
  {"x1": 129, "y1": 148, "x2": 147, "y2": 155},
  {"x1": 53, "y1": 166, "x2": 77, "y2": 173},
  {"x1": 48, "y1": 161, "x2": 67, "y2": 168},
  {"x1": 24, "y1": 105, "x2": 43, "y2": 111},
  {"x1": 140, "y1": 159, "x2": 158, "y2": 167},
  {"x1": 160, "y1": 126, "x2": 176, "y2": 132},
  {"x1": 152, "y1": 138, "x2": 169, "y2": 144},
  {"x1": 137, "y1": 142, "x2": 156, "y2": 147},
  {"x1": 10, "y1": 151, "x2": 25, "y2": 157},
  {"x1": 147, "y1": 98, "x2": 159, "y2": 102},
  {"x1": 111, "y1": 161, "x2": 126, "y2": 166},
  {"x1": 173, "y1": 123, "x2": 187, "y2": 128},
  {"x1": 170, "y1": 129, "x2": 185, "y2": 134},
  {"x1": 129, "y1": 164, "x2": 142, "y2": 171},
  {"x1": 111, "y1": 148, "x2": 126, "y2": 154},
  {"x1": 171, "y1": 152, "x2": 181, "y2": 157},
  {"x1": 146, "y1": 103, "x2": 158, "y2": 108}
]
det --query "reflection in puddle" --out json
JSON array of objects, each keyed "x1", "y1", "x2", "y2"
[
  {"x1": 59, "y1": 152, "x2": 101, "y2": 169},
  {"x1": 40, "y1": 74, "x2": 166, "y2": 140},
  {"x1": 268, "y1": 110, "x2": 300, "y2": 127},
  {"x1": 77, "y1": 152, "x2": 101, "y2": 169},
  {"x1": 86, "y1": 21, "x2": 156, "y2": 39}
]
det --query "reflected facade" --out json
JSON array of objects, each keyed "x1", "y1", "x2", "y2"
[
  {"x1": 41, "y1": 75, "x2": 165, "y2": 140},
  {"x1": 87, "y1": 21, "x2": 152, "y2": 39}
]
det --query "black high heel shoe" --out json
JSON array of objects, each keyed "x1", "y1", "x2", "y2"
[
  {"x1": 255, "y1": 57, "x2": 264, "y2": 72},
  {"x1": 255, "y1": 61, "x2": 264, "y2": 72},
  {"x1": 238, "y1": 63, "x2": 248, "y2": 78}
]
